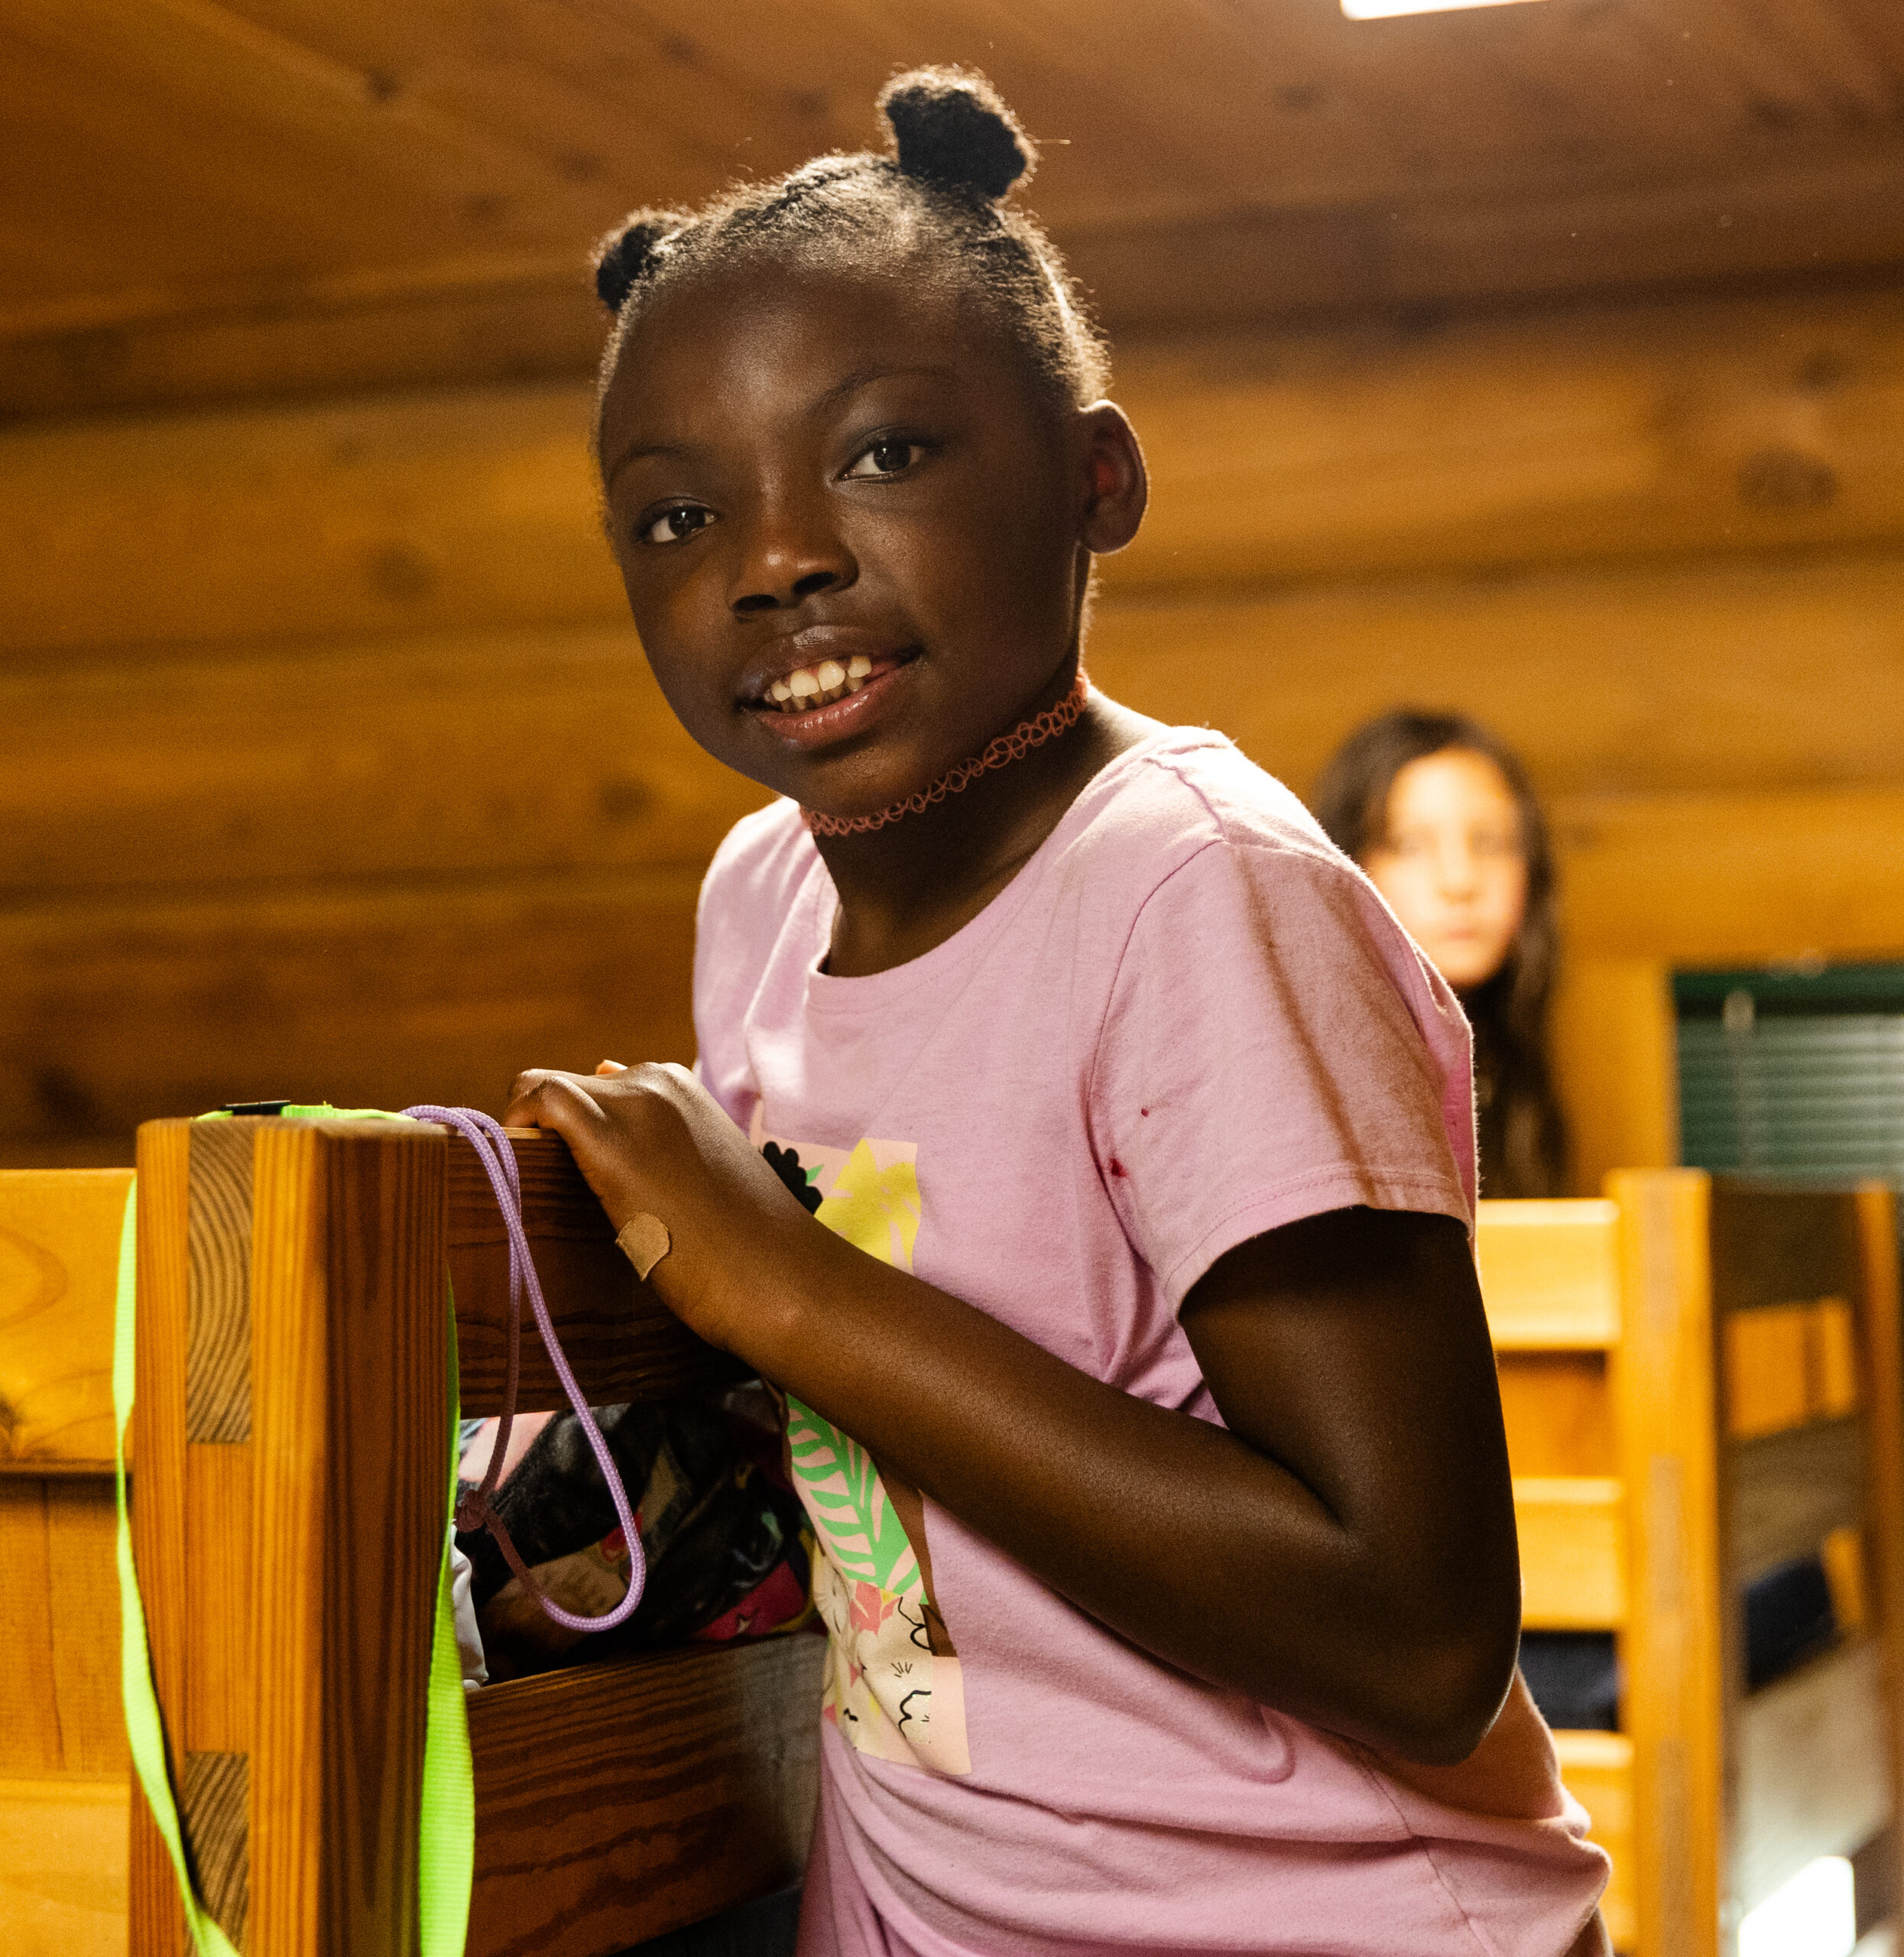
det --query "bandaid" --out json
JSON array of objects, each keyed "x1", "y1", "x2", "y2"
[{"x1": 616, "y1": 1212, "x2": 672, "y2": 1279}]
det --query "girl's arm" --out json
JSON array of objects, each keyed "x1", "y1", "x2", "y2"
[{"x1": 504, "y1": 1063, "x2": 1521, "y2": 1766}]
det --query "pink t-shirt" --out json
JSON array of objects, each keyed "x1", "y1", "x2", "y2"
[{"x1": 693, "y1": 728, "x2": 1607, "y2": 1957}]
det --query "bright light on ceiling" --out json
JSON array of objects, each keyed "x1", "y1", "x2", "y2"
[{"x1": 1342, "y1": 0, "x2": 1549, "y2": 18}]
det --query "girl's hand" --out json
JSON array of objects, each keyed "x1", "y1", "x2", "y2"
[{"x1": 501, "y1": 1061, "x2": 818, "y2": 1352}]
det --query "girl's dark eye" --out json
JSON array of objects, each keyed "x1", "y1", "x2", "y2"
[
  {"x1": 641, "y1": 504, "x2": 715, "y2": 545},
  {"x1": 844, "y1": 439, "x2": 922, "y2": 479}
]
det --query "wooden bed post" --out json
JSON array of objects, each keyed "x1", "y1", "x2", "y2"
[
  {"x1": 130, "y1": 1116, "x2": 449, "y2": 1956},
  {"x1": 1856, "y1": 1183, "x2": 1904, "y2": 1929},
  {"x1": 1607, "y1": 1168, "x2": 1725, "y2": 1957},
  {"x1": 130, "y1": 1114, "x2": 825, "y2": 1957}
]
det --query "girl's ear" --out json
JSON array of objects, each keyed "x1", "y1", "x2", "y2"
[{"x1": 1078, "y1": 404, "x2": 1148, "y2": 556}]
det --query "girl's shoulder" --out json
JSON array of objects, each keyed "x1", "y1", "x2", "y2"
[
  {"x1": 696, "y1": 795, "x2": 816, "y2": 928},
  {"x1": 1062, "y1": 725, "x2": 1361, "y2": 897}
]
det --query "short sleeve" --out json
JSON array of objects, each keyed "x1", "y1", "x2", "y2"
[
  {"x1": 690, "y1": 800, "x2": 813, "y2": 1134},
  {"x1": 1088, "y1": 838, "x2": 1475, "y2": 1313}
]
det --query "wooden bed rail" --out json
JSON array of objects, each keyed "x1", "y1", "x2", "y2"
[
  {"x1": 129, "y1": 1114, "x2": 822, "y2": 1957},
  {"x1": 1480, "y1": 1174, "x2": 1904, "y2": 1957}
]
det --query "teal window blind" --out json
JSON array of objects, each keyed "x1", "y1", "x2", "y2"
[{"x1": 1675, "y1": 963, "x2": 1904, "y2": 1183}]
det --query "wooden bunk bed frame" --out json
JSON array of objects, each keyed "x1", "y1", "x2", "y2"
[
  {"x1": 1479, "y1": 1172, "x2": 1904, "y2": 1955},
  {"x1": 126, "y1": 1113, "x2": 825, "y2": 1956},
  {"x1": 6, "y1": 1136, "x2": 1903, "y2": 1955},
  {"x1": 0, "y1": 1166, "x2": 136, "y2": 1956}
]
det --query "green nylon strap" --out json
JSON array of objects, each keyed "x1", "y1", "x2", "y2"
[
  {"x1": 115, "y1": 1105, "x2": 475, "y2": 1953},
  {"x1": 114, "y1": 1179, "x2": 239, "y2": 1957}
]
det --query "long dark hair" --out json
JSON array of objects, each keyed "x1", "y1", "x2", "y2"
[{"x1": 1310, "y1": 711, "x2": 1566, "y2": 1199}]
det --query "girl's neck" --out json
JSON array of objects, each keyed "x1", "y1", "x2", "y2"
[{"x1": 815, "y1": 685, "x2": 1154, "y2": 979}]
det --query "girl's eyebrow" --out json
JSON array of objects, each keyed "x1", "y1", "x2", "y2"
[
  {"x1": 602, "y1": 365, "x2": 956, "y2": 487},
  {"x1": 602, "y1": 438, "x2": 690, "y2": 490},
  {"x1": 809, "y1": 362, "x2": 958, "y2": 413}
]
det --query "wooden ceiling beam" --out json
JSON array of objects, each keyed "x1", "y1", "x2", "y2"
[
  {"x1": 4, "y1": 0, "x2": 1904, "y2": 419},
  {"x1": 8, "y1": 170, "x2": 1904, "y2": 425},
  {"x1": 6, "y1": 272, "x2": 1902, "y2": 650}
]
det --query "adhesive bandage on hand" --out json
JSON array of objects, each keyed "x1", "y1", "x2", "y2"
[{"x1": 616, "y1": 1212, "x2": 672, "y2": 1279}]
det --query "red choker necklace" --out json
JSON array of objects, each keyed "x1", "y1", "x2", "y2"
[{"x1": 803, "y1": 670, "x2": 1091, "y2": 839}]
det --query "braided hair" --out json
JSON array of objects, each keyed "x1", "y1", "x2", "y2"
[{"x1": 589, "y1": 67, "x2": 1109, "y2": 420}]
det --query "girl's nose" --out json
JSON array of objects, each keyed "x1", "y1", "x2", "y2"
[
  {"x1": 1436, "y1": 842, "x2": 1481, "y2": 898},
  {"x1": 728, "y1": 502, "x2": 857, "y2": 616}
]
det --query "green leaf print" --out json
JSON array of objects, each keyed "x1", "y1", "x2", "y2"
[{"x1": 787, "y1": 1395, "x2": 920, "y2": 1596}]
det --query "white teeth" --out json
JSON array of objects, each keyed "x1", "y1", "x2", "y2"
[{"x1": 765, "y1": 657, "x2": 879, "y2": 712}]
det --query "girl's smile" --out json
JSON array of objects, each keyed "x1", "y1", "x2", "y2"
[{"x1": 738, "y1": 628, "x2": 920, "y2": 749}]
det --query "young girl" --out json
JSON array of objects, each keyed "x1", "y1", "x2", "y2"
[
  {"x1": 504, "y1": 70, "x2": 1608, "y2": 1957},
  {"x1": 1311, "y1": 714, "x2": 1567, "y2": 1199}
]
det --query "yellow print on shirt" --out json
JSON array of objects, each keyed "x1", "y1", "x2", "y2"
[{"x1": 751, "y1": 1115, "x2": 969, "y2": 1775}]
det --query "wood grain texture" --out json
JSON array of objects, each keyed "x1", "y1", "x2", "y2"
[
  {"x1": 19, "y1": 277, "x2": 1904, "y2": 651},
  {"x1": 183, "y1": 1443, "x2": 252, "y2": 1756},
  {"x1": 1111, "y1": 280, "x2": 1904, "y2": 593},
  {"x1": 0, "y1": 271, "x2": 605, "y2": 421},
  {"x1": 448, "y1": 1130, "x2": 738, "y2": 1414},
  {"x1": 1607, "y1": 1170, "x2": 1724, "y2": 1957},
  {"x1": 15, "y1": 544, "x2": 1904, "y2": 907},
  {"x1": 131, "y1": 1118, "x2": 191, "y2": 1957},
  {"x1": 6, "y1": 2, "x2": 1904, "y2": 380},
  {"x1": 186, "y1": 1118, "x2": 256, "y2": 1444},
  {"x1": 1729, "y1": 1417, "x2": 1864, "y2": 1586},
  {"x1": 0, "y1": 1774, "x2": 130, "y2": 1957},
  {"x1": 11, "y1": 783, "x2": 1904, "y2": 1175},
  {"x1": 466, "y1": 1633, "x2": 825, "y2": 1957},
  {"x1": 248, "y1": 1121, "x2": 446, "y2": 1957},
  {"x1": 1514, "y1": 1478, "x2": 1627, "y2": 1631},
  {"x1": 0, "y1": 631, "x2": 766, "y2": 903},
  {"x1": 181, "y1": 1751, "x2": 248, "y2": 1950},
  {"x1": 1733, "y1": 1637, "x2": 1890, "y2": 1914},
  {"x1": 1474, "y1": 1200, "x2": 1620, "y2": 1349},
  {"x1": 0, "y1": 1478, "x2": 73, "y2": 1774},
  {"x1": 0, "y1": 1168, "x2": 131, "y2": 1469},
  {"x1": 0, "y1": 865, "x2": 702, "y2": 1167}
]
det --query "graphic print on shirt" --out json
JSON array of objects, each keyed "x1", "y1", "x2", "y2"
[{"x1": 750, "y1": 1109, "x2": 971, "y2": 1775}]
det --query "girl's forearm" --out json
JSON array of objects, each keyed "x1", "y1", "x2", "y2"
[{"x1": 728, "y1": 1209, "x2": 1513, "y2": 1762}]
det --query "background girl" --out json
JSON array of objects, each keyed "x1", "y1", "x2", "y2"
[
  {"x1": 1312, "y1": 712, "x2": 1568, "y2": 1199},
  {"x1": 505, "y1": 70, "x2": 1607, "y2": 1957}
]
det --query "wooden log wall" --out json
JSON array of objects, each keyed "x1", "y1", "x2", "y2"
[{"x1": 5, "y1": 272, "x2": 1904, "y2": 1183}]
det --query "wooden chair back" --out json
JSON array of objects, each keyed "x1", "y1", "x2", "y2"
[
  {"x1": 128, "y1": 1114, "x2": 824, "y2": 1957},
  {"x1": 1478, "y1": 1173, "x2": 1904, "y2": 1957}
]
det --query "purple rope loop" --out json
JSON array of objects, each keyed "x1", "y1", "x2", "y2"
[{"x1": 404, "y1": 1105, "x2": 647, "y2": 1634}]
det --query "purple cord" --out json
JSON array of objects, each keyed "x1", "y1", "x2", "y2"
[{"x1": 404, "y1": 1105, "x2": 647, "y2": 1633}]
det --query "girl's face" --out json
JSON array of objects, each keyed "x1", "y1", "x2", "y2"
[
  {"x1": 1359, "y1": 748, "x2": 1529, "y2": 991},
  {"x1": 596, "y1": 263, "x2": 1143, "y2": 817}
]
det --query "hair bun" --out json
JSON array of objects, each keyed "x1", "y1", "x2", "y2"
[
  {"x1": 878, "y1": 67, "x2": 1035, "y2": 202},
  {"x1": 592, "y1": 212, "x2": 681, "y2": 313}
]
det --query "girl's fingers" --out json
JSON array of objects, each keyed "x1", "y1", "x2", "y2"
[
  {"x1": 503, "y1": 1067, "x2": 582, "y2": 1128},
  {"x1": 595, "y1": 1059, "x2": 630, "y2": 1075}
]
